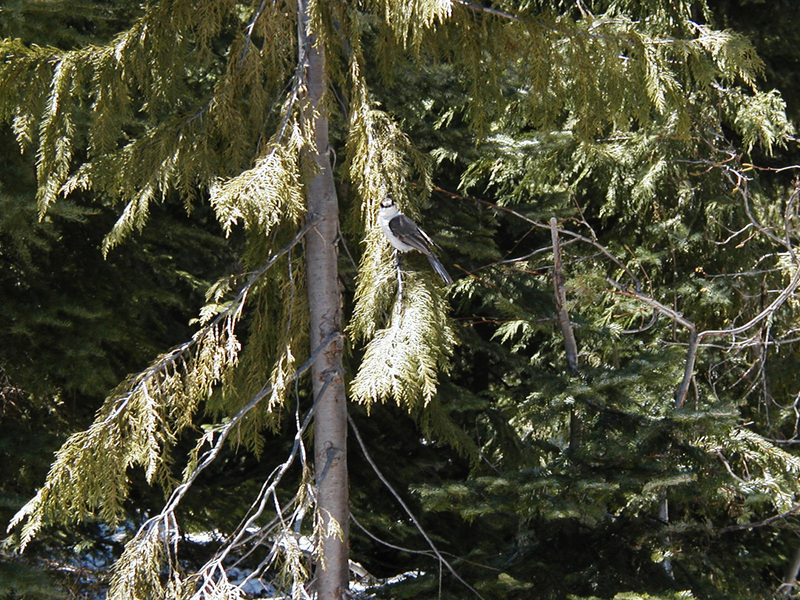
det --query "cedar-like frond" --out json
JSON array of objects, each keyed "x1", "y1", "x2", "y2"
[
  {"x1": 210, "y1": 132, "x2": 305, "y2": 237},
  {"x1": 351, "y1": 273, "x2": 455, "y2": 409},
  {"x1": 8, "y1": 311, "x2": 242, "y2": 549}
]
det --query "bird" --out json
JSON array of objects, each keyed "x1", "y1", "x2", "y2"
[{"x1": 377, "y1": 195, "x2": 454, "y2": 285}]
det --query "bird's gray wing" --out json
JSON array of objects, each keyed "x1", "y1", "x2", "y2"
[{"x1": 388, "y1": 214, "x2": 435, "y2": 254}]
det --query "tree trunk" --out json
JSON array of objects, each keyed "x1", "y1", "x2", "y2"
[
  {"x1": 297, "y1": 4, "x2": 350, "y2": 599},
  {"x1": 778, "y1": 543, "x2": 800, "y2": 595}
]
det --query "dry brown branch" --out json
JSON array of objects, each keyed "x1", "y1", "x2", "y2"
[
  {"x1": 719, "y1": 503, "x2": 800, "y2": 533},
  {"x1": 550, "y1": 217, "x2": 580, "y2": 372}
]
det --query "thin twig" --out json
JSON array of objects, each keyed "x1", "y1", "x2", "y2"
[
  {"x1": 350, "y1": 513, "x2": 435, "y2": 558},
  {"x1": 240, "y1": 0, "x2": 271, "y2": 65},
  {"x1": 348, "y1": 413, "x2": 486, "y2": 600},
  {"x1": 451, "y1": 0, "x2": 521, "y2": 22}
]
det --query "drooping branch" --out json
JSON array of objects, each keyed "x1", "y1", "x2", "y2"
[
  {"x1": 8, "y1": 218, "x2": 319, "y2": 549},
  {"x1": 191, "y1": 358, "x2": 341, "y2": 599},
  {"x1": 167, "y1": 332, "x2": 339, "y2": 528},
  {"x1": 106, "y1": 216, "x2": 320, "y2": 425},
  {"x1": 606, "y1": 258, "x2": 800, "y2": 409},
  {"x1": 605, "y1": 279, "x2": 699, "y2": 408},
  {"x1": 108, "y1": 332, "x2": 340, "y2": 600}
]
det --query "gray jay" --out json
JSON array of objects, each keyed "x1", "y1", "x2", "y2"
[{"x1": 378, "y1": 196, "x2": 453, "y2": 285}]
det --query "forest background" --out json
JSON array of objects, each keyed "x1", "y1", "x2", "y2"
[{"x1": 3, "y1": 0, "x2": 800, "y2": 599}]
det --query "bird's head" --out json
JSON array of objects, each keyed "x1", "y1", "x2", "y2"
[{"x1": 380, "y1": 195, "x2": 394, "y2": 209}]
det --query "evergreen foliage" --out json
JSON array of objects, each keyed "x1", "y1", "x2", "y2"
[{"x1": 4, "y1": 0, "x2": 800, "y2": 598}]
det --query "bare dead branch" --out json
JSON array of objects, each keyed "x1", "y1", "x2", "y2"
[
  {"x1": 350, "y1": 513, "x2": 435, "y2": 558},
  {"x1": 451, "y1": 0, "x2": 521, "y2": 22},
  {"x1": 719, "y1": 503, "x2": 800, "y2": 533},
  {"x1": 550, "y1": 217, "x2": 580, "y2": 372}
]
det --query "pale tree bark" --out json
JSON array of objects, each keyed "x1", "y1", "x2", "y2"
[
  {"x1": 297, "y1": 3, "x2": 349, "y2": 599},
  {"x1": 778, "y1": 543, "x2": 800, "y2": 595}
]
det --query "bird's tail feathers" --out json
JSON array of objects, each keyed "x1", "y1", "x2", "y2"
[{"x1": 427, "y1": 254, "x2": 454, "y2": 286}]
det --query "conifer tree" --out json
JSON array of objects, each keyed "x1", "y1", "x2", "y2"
[{"x1": 3, "y1": 0, "x2": 800, "y2": 598}]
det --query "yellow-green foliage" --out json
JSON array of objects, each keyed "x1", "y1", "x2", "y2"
[
  {"x1": 206, "y1": 249, "x2": 310, "y2": 456},
  {"x1": 351, "y1": 273, "x2": 455, "y2": 408},
  {"x1": 0, "y1": 0, "x2": 297, "y2": 252},
  {"x1": 107, "y1": 524, "x2": 175, "y2": 600},
  {"x1": 344, "y1": 58, "x2": 455, "y2": 410},
  {"x1": 368, "y1": 0, "x2": 453, "y2": 48},
  {"x1": 9, "y1": 309, "x2": 242, "y2": 549},
  {"x1": 210, "y1": 127, "x2": 306, "y2": 237}
]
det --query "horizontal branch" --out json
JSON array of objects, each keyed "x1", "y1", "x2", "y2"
[
  {"x1": 451, "y1": 0, "x2": 520, "y2": 22},
  {"x1": 719, "y1": 503, "x2": 800, "y2": 533}
]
